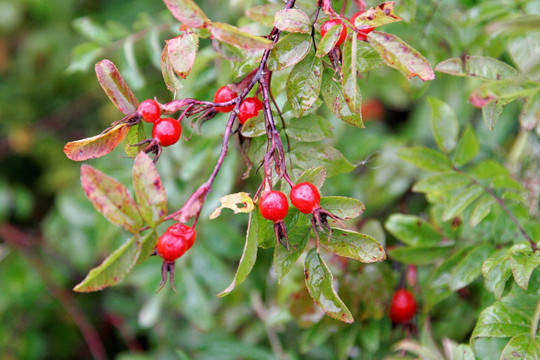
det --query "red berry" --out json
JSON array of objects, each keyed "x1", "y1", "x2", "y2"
[
  {"x1": 238, "y1": 97, "x2": 263, "y2": 125},
  {"x1": 214, "y1": 86, "x2": 238, "y2": 113},
  {"x1": 389, "y1": 289, "x2": 417, "y2": 323},
  {"x1": 350, "y1": 11, "x2": 374, "y2": 41},
  {"x1": 152, "y1": 118, "x2": 182, "y2": 147},
  {"x1": 290, "y1": 182, "x2": 321, "y2": 214},
  {"x1": 259, "y1": 190, "x2": 289, "y2": 222},
  {"x1": 138, "y1": 99, "x2": 161, "y2": 123},
  {"x1": 320, "y1": 19, "x2": 347, "y2": 47},
  {"x1": 156, "y1": 223, "x2": 196, "y2": 262}
]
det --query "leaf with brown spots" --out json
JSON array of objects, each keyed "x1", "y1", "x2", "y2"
[
  {"x1": 167, "y1": 31, "x2": 199, "y2": 79},
  {"x1": 353, "y1": 1, "x2": 402, "y2": 28},
  {"x1": 132, "y1": 152, "x2": 167, "y2": 228},
  {"x1": 64, "y1": 123, "x2": 130, "y2": 161},
  {"x1": 319, "y1": 228, "x2": 386, "y2": 262},
  {"x1": 95, "y1": 59, "x2": 139, "y2": 114},
  {"x1": 81, "y1": 164, "x2": 143, "y2": 233}
]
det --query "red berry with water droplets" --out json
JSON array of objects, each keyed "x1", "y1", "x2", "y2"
[
  {"x1": 152, "y1": 118, "x2": 182, "y2": 147},
  {"x1": 238, "y1": 97, "x2": 263, "y2": 125},
  {"x1": 290, "y1": 182, "x2": 321, "y2": 214},
  {"x1": 320, "y1": 19, "x2": 347, "y2": 47},
  {"x1": 157, "y1": 223, "x2": 196, "y2": 262},
  {"x1": 138, "y1": 99, "x2": 161, "y2": 123},
  {"x1": 259, "y1": 190, "x2": 289, "y2": 222},
  {"x1": 389, "y1": 289, "x2": 417, "y2": 323},
  {"x1": 214, "y1": 86, "x2": 237, "y2": 113}
]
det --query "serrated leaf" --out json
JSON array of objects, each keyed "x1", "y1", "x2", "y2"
[
  {"x1": 342, "y1": 36, "x2": 362, "y2": 114},
  {"x1": 449, "y1": 244, "x2": 494, "y2": 291},
  {"x1": 472, "y1": 302, "x2": 531, "y2": 340},
  {"x1": 161, "y1": 42, "x2": 183, "y2": 92},
  {"x1": 320, "y1": 228, "x2": 385, "y2": 262},
  {"x1": 427, "y1": 97, "x2": 459, "y2": 153},
  {"x1": 81, "y1": 165, "x2": 142, "y2": 233},
  {"x1": 246, "y1": 4, "x2": 283, "y2": 27},
  {"x1": 285, "y1": 114, "x2": 333, "y2": 142},
  {"x1": 73, "y1": 235, "x2": 142, "y2": 292},
  {"x1": 67, "y1": 42, "x2": 104, "y2": 73},
  {"x1": 64, "y1": 123, "x2": 130, "y2": 161},
  {"x1": 274, "y1": 225, "x2": 310, "y2": 280},
  {"x1": 286, "y1": 53, "x2": 322, "y2": 117},
  {"x1": 353, "y1": 1, "x2": 402, "y2": 28},
  {"x1": 413, "y1": 172, "x2": 471, "y2": 193},
  {"x1": 95, "y1": 59, "x2": 139, "y2": 114},
  {"x1": 304, "y1": 249, "x2": 354, "y2": 323},
  {"x1": 442, "y1": 184, "x2": 484, "y2": 221},
  {"x1": 356, "y1": 41, "x2": 384, "y2": 73},
  {"x1": 385, "y1": 214, "x2": 442, "y2": 247},
  {"x1": 274, "y1": 9, "x2": 311, "y2": 33},
  {"x1": 470, "y1": 79, "x2": 538, "y2": 108},
  {"x1": 321, "y1": 69, "x2": 363, "y2": 127},
  {"x1": 210, "y1": 22, "x2": 272, "y2": 51},
  {"x1": 268, "y1": 33, "x2": 311, "y2": 72},
  {"x1": 124, "y1": 120, "x2": 146, "y2": 157},
  {"x1": 397, "y1": 146, "x2": 452, "y2": 171},
  {"x1": 367, "y1": 31, "x2": 435, "y2": 81},
  {"x1": 482, "y1": 100, "x2": 504, "y2": 131},
  {"x1": 209, "y1": 192, "x2": 254, "y2": 219},
  {"x1": 435, "y1": 56, "x2": 519, "y2": 80},
  {"x1": 454, "y1": 125, "x2": 479, "y2": 166},
  {"x1": 167, "y1": 32, "x2": 198, "y2": 79},
  {"x1": 510, "y1": 250, "x2": 540, "y2": 290},
  {"x1": 388, "y1": 244, "x2": 454, "y2": 265},
  {"x1": 316, "y1": 23, "x2": 342, "y2": 57},
  {"x1": 500, "y1": 333, "x2": 540, "y2": 360},
  {"x1": 292, "y1": 143, "x2": 355, "y2": 177},
  {"x1": 163, "y1": 0, "x2": 211, "y2": 28},
  {"x1": 218, "y1": 210, "x2": 258, "y2": 297},
  {"x1": 132, "y1": 152, "x2": 167, "y2": 227},
  {"x1": 470, "y1": 194, "x2": 496, "y2": 228},
  {"x1": 482, "y1": 248, "x2": 513, "y2": 299},
  {"x1": 296, "y1": 167, "x2": 326, "y2": 189}
]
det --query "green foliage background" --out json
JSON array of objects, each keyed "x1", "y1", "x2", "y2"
[{"x1": 0, "y1": 0, "x2": 539, "y2": 359}]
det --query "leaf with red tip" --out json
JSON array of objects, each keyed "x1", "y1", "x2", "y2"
[
  {"x1": 81, "y1": 164, "x2": 142, "y2": 233},
  {"x1": 353, "y1": 1, "x2": 402, "y2": 28},
  {"x1": 64, "y1": 123, "x2": 130, "y2": 161},
  {"x1": 163, "y1": 0, "x2": 211, "y2": 29},
  {"x1": 133, "y1": 152, "x2": 167, "y2": 228},
  {"x1": 367, "y1": 31, "x2": 435, "y2": 81},
  {"x1": 73, "y1": 235, "x2": 142, "y2": 292},
  {"x1": 210, "y1": 22, "x2": 273, "y2": 51},
  {"x1": 167, "y1": 32, "x2": 199, "y2": 79},
  {"x1": 95, "y1": 59, "x2": 139, "y2": 114}
]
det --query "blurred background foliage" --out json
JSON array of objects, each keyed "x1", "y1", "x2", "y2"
[{"x1": 0, "y1": 0, "x2": 539, "y2": 359}]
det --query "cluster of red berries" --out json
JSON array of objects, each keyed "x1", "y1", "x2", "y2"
[
  {"x1": 320, "y1": 10, "x2": 375, "y2": 46},
  {"x1": 214, "y1": 86, "x2": 263, "y2": 125},
  {"x1": 137, "y1": 99, "x2": 182, "y2": 147},
  {"x1": 259, "y1": 182, "x2": 321, "y2": 223}
]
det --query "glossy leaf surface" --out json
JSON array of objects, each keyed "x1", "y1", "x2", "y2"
[
  {"x1": 163, "y1": 0, "x2": 211, "y2": 28},
  {"x1": 64, "y1": 123, "x2": 130, "y2": 161},
  {"x1": 132, "y1": 152, "x2": 167, "y2": 228},
  {"x1": 95, "y1": 59, "x2": 139, "y2": 114}
]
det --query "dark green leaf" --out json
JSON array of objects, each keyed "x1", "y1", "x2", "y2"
[
  {"x1": 274, "y1": 225, "x2": 310, "y2": 280},
  {"x1": 286, "y1": 53, "x2": 323, "y2": 117},
  {"x1": 482, "y1": 248, "x2": 513, "y2": 299},
  {"x1": 273, "y1": 9, "x2": 311, "y2": 33},
  {"x1": 388, "y1": 244, "x2": 454, "y2": 265},
  {"x1": 510, "y1": 250, "x2": 540, "y2": 290},
  {"x1": 435, "y1": 56, "x2": 519, "y2": 80},
  {"x1": 384, "y1": 214, "x2": 442, "y2": 246},
  {"x1": 304, "y1": 248, "x2": 354, "y2": 323},
  {"x1": 470, "y1": 194, "x2": 496, "y2": 228},
  {"x1": 132, "y1": 152, "x2": 167, "y2": 227},
  {"x1": 123, "y1": 120, "x2": 146, "y2": 157},
  {"x1": 321, "y1": 69, "x2": 363, "y2": 127},
  {"x1": 454, "y1": 125, "x2": 479, "y2": 166},
  {"x1": 268, "y1": 33, "x2": 311, "y2": 71},
  {"x1": 356, "y1": 41, "x2": 384, "y2": 73},
  {"x1": 163, "y1": 0, "x2": 211, "y2": 28},
  {"x1": 296, "y1": 167, "x2": 326, "y2": 189},
  {"x1": 472, "y1": 301, "x2": 531, "y2": 339},
  {"x1": 449, "y1": 244, "x2": 495, "y2": 291},
  {"x1": 240, "y1": 112, "x2": 265, "y2": 138},
  {"x1": 210, "y1": 22, "x2": 273, "y2": 50},
  {"x1": 427, "y1": 97, "x2": 459, "y2": 153},
  {"x1": 292, "y1": 143, "x2": 355, "y2": 177},
  {"x1": 316, "y1": 24, "x2": 342, "y2": 57},
  {"x1": 286, "y1": 114, "x2": 333, "y2": 142},
  {"x1": 500, "y1": 333, "x2": 540, "y2": 360},
  {"x1": 442, "y1": 184, "x2": 484, "y2": 221},
  {"x1": 413, "y1": 172, "x2": 471, "y2": 193},
  {"x1": 167, "y1": 32, "x2": 198, "y2": 79},
  {"x1": 398, "y1": 146, "x2": 452, "y2": 171},
  {"x1": 320, "y1": 228, "x2": 386, "y2": 262},
  {"x1": 319, "y1": 196, "x2": 365, "y2": 220},
  {"x1": 95, "y1": 59, "x2": 139, "y2": 114}
]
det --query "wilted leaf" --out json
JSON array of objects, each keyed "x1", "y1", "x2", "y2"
[
  {"x1": 163, "y1": 0, "x2": 211, "y2": 28},
  {"x1": 320, "y1": 228, "x2": 385, "y2": 262},
  {"x1": 95, "y1": 59, "x2": 139, "y2": 114},
  {"x1": 454, "y1": 125, "x2": 480, "y2": 166},
  {"x1": 286, "y1": 53, "x2": 323, "y2": 117},
  {"x1": 353, "y1": 1, "x2": 402, "y2": 28},
  {"x1": 368, "y1": 31, "x2": 435, "y2": 81},
  {"x1": 132, "y1": 152, "x2": 167, "y2": 227},
  {"x1": 435, "y1": 56, "x2": 519, "y2": 80},
  {"x1": 385, "y1": 214, "x2": 442, "y2": 247},
  {"x1": 73, "y1": 235, "x2": 142, "y2": 292},
  {"x1": 427, "y1": 97, "x2": 459, "y2": 153},
  {"x1": 209, "y1": 192, "x2": 254, "y2": 219},
  {"x1": 81, "y1": 165, "x2": 142, "y2": 233},
  {"x1": 398, "y1": 146, "x2": 452, "y2": 171},
  {"x1": 319, "y1": 196, "x2": 365, "y2": 220},
  {"x1": 274, "y1": 9, "x2": 311, "y2": 33},
  {"x1": 64, "y1": 123, "x2": 130, "y2": 161},
  {"x1": 304, "y1": 248, "x2": 354, "y2": 323},
  {"x1": 210, "y1": 22, "x2": 273, "y2": 50},
  {"x1": 268, "y1": 33, "x2": 311, "y2": 71},
  {"x1": 167, "y1": 32, "x2": 199, "y2": 79},
  {"x1": 321, "y1": 69, "x2": 363, "y2": 127}
]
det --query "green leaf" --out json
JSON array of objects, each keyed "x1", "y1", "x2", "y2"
[
  {"x1": 123, "y1": 120, "x2": 146, "y2": 157},
  {"x1": 435, "y1": 56, "x2": 519, "y2": 80},
  {"x1": 67, "y1": 42, "x2": 104, "y2": 73},
  {"x1": 73, "y1": 235, "x2": 141, "y2": 292},
  {"x1": 507, "y1": 34, "x2": 540, "y2": 81},
  {"x1": 64, "y1": 123, "x2": 130, "y2": 161},
  {"x1": 72, "y1": 17, "x2": 111, "y2": 45},
  {"x1": 218, "y1": 210, "x2": 259, "y2": 297},
  {"x1": 321, "y1": 69, "x2": 363, "y2": 128},
  {"x1": 273, "y1": 225, "x2": 310, "y2": 281},
  {"x1": 470, "y1": 79, "x2": 539, "y2": 108},
  {"x1": 286, "y1": 114, "x2": 334, "y2": 142},
  {"x1": 166, "y1": 32, "x2": 198, "y2": 79},
  {"x1": 273, "y1": 9, "x2": 311, "y2": 33},
  {"x1": 442, "y1": 184, "x2": 484, "y2": 221},
  {"x1": 161, "y1": 42, "x2": 183, "y2": 92},
  {"x1": 246, "y1": 4, "x2": 283, "y2": 27},
  {"x1": 426, "y1": 247, "x2": 471, "y2": 306},
  {"x1": 286, "y1": 53, "x2": 323, "y2": 117},
  {"x1": 521, "y1": 90, "x2": 540, "y2": 131},
  {"x1": 454, "y1": 125, "x2": 479, "y2": 166},
  {"x1": 388, "y1": 244, "x2": 454, "y2": 265},
  {"x1": 320, "y1": 228, "x2": 386, "y2": 262},
  {"x1": 470, "y1": 159, "x2": 510, "y2": 180},
  {"x1": 427, "y1": 97, "x2": 459, "y2": 153},
  {"x1": 353, "y1": 2, "x2": 402, "y2": 28},
  {"x1": 367, "y1": 31, "x2": 435, "y2": 81},
  {"x1": 413, "y1": 172, "x2": 471, "y2": 193},
  {"x1": 482, "y1": 100, "x2": 504, "y2": 131},
  {"x1": 132, "y1": 152, "x2": 167, "y2": 228},
  {"x1": 240, "y1": 112, "x2": 265, "y2": 138},
  {"x1": 319, "y1": 196, "x2": 365, "y2": 220},
  {"x1": 316, "y1": 24, "x2": 342, "y2": 57},
  {"x1": 470, "y1": 194, "x2": 496, "y2": 228},
  {"x1": 268, "y1": 33, "x2": 311, "y2": 71},
  {"x1": 163, "y1": 0, "x2": 211, "y2": 29},
  {"x1": 500, "y1": 333, "x2": 540, "y2": 360},
  {"x1": 486, "y1": 15, "x2": 540, "y2": 34},
  {"x1": 398, "y1": 146, "x2": 452, "y2": 172},
  {"x1": 356, "y1": 41, "x2": 384, "y2": 73},
  {"x1": 482, "y1": 248, "x2": 513, "y2": 299},
  {"x1": 137, "y1": 230, "x2": 158, "y2": 264},
  {"x1": 80, "y1": 165, "x2": 142, "y2": 233},
  {"x1": 210, "y1": 22, "x2": 273, "y2": 50},
  {"x1": 95, "y1": 59, "x2": 139, "y2": 114},
  {"x1": 472, "y1": 302, "x2": 531, "y2": 340},
  {"x1": 384, "y1": 214, "x2": 442, "y2": 247},
  {"x1": 292, "y1": 144, "x2": 355, "y2": 177},
  {"x1": 449, "y1": 244, "x2": 495, "y2": 291},
  {"x1": 304, "y1": 249, "x2": 354, "y2": 323},
  {"x1": 296, "y1": 167, "x2": 326, "y2": 189},
  {"x1": 510, "y1": 250, "x2": 540, "y2": 290},
  {"x1": 342, "y1": 36, "x2": 362, "y2": 114}
]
